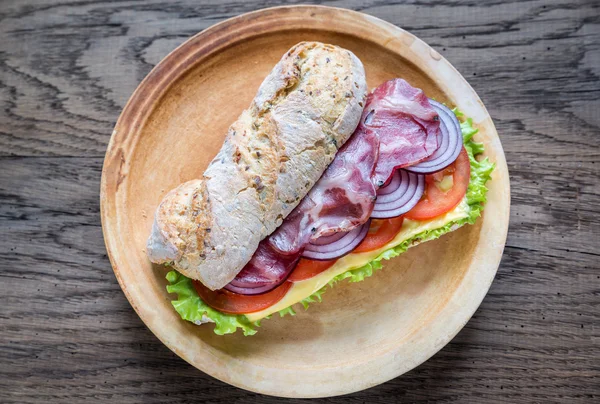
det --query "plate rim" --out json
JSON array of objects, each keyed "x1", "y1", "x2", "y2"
[{"x1": 100, "y1": 4, "x2": 510, "y2": 398}]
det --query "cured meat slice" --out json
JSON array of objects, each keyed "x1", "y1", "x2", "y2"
[
  {"x1": 223, "y1": 241, "x2": 300, "y2": 295},
  {"x1": 269, "y1": 127, "x2": 379, "y2": 255},
  {"x1": 362, "y1": 78, "x2": 440, "y2": 186}
]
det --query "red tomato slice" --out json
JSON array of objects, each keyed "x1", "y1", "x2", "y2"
[
  {"x1": 353, "y1": 217, "x2": 405, "y2": 253},
  {"x1": 405, "y1": 147, "x2": 470, "y2": 221},
  {"x1": 287, "y1": 258, "x2": 337, "y2": 282},
  {"x1": 193, "y1": 280, "x2": 292, "y2": 314}
]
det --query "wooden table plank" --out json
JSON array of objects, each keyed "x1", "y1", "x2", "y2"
[{"x1": 1, "y1": 0, "x2": 599, "y2": 402}]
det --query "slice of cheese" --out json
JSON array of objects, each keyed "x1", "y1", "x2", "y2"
[{"x1": 245, "y1": 199, "x2": 470, "y2": 322}]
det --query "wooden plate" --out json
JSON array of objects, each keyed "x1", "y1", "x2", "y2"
[{"x1": 100, "y1": 5, "x2": 509, "y2": 398}]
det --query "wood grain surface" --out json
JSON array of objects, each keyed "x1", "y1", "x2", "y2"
[{"x1": 0, "y1": 0, "x2": 598, "y2": 403}]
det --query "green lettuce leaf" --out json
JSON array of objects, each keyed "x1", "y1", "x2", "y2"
[
  {"x1": 165, "y1": 270, "x2": 261, "y2": 336},
  {"x1": 165, "y1": 111, "x2": 495, "y2": 334}
]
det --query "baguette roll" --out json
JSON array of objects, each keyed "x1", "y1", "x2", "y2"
[{"x1": 147, "y1": 42, "x2": 367, "y2": 290}]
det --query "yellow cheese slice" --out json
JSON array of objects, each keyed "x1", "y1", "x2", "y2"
[{"x1": 246, "y1": 199, "x2": 470, "y2": 322}]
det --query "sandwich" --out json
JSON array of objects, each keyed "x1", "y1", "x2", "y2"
[{"x1": 147, "y1": 42, "x2": 494, "y2": 335}]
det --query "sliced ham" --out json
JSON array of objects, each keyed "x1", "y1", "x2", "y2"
[
  {"x1": 223, "y1": 241, "x2": 300, "y2": 295},
  {"x1": 269, "y1": 126, "x2": 379, "y2": 255},
  {"x1": 362, "y1": 79, "x2": 440, "y2": 186}
]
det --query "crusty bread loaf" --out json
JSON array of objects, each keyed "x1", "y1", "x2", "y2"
[{"x1": 147, "y1": 42, "x2": 367, "y2": 290}]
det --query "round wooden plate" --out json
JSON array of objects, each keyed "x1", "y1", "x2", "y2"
[{"x1": 101, "y1": 5, "x2": 509, "y2": 398}]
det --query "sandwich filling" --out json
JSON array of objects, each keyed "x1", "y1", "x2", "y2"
[{"x1": 165, "y1": 104, "x2": 494, "y2": 335}]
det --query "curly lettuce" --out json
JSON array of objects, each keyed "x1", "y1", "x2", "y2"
[
  {"x1": 165, "y1": 112, "x2": 494, "y2": 335},
  {"x1": 165, "y1": 271, "x2": 262, "y2": 336}
]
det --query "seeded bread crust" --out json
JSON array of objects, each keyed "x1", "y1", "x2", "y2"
[{"x1": 147, "y1": 42, "x2": 367, "y2": 290}]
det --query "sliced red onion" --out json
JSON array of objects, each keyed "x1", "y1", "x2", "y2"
[
  {"x1": 405, "y1": 99, "x2": 462, "y2": 174},
  {"x1": 224, "y1": 282, "x2": 284, "y2": 295},
  {"x1": 371, "y1": 169, "x2": 425, "y2": 219},
  {"x1": 310, "y1": 230, "x2": 347, "y2": 246},
  {"x1": 376, "y1": 168, "x2": 406, "y2": 197},
  {"x1": 302, "y1": 220, "x2": 371, "y2": 261}
]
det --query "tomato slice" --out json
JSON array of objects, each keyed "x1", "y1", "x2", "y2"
[
  {"x1": 405, "y1": 147, "x2": 470, "y2": 221},
  {"x1": 193, "y1": 280, "x2": 292, "y2": 314},
  {"x1": 287, "y1": 258, "x2": 337, "y2": 282},
  {"x1": 353, "y1": 217, "x2": 405, "y2": 253}
]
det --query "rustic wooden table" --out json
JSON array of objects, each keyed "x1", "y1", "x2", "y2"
[{"x1": 1, "y1": 1, "x2": 598, "y2": 402}]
